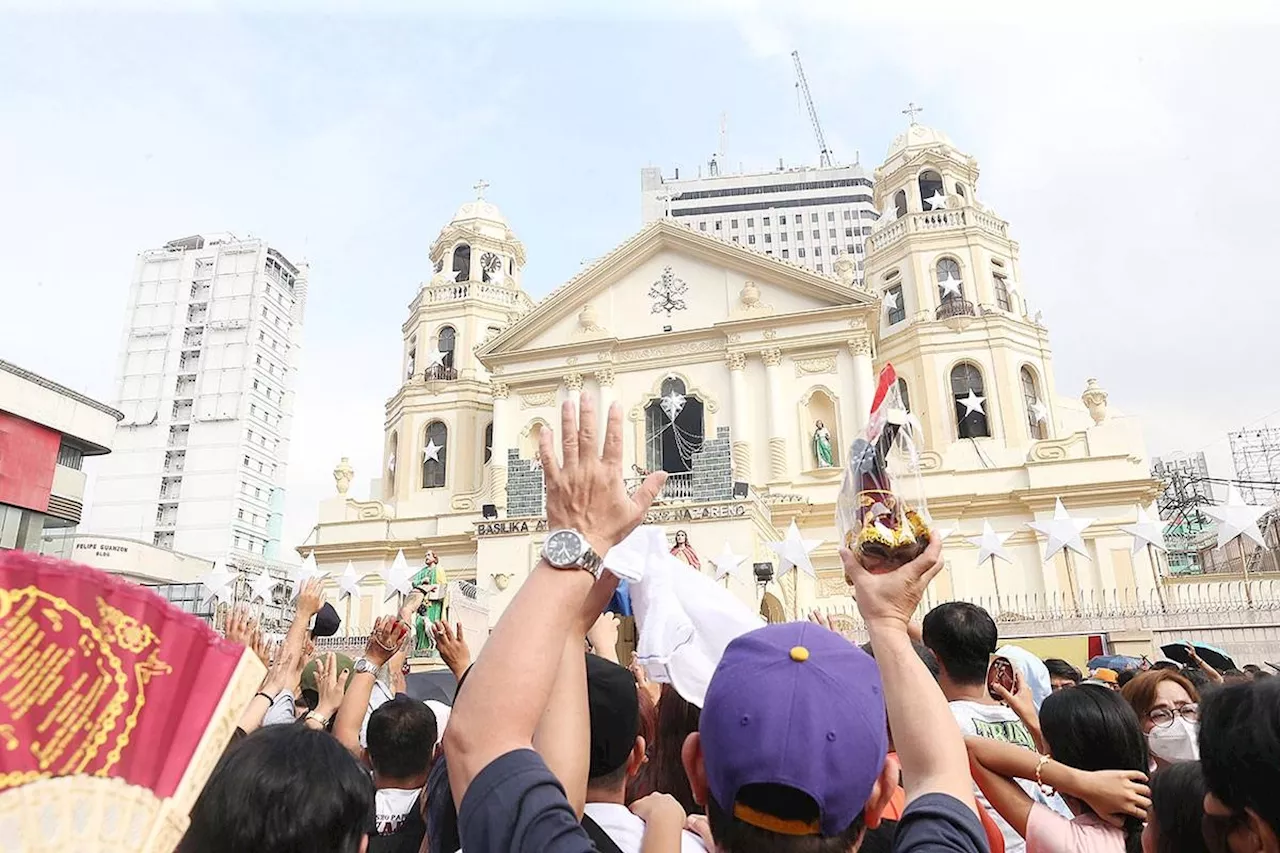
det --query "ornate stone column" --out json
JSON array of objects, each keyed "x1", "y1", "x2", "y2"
[
  {"x1": 594, "y1": 368, "x2": 615, "y2": 453},
  {"x1": 762, "y1": 347, "x2": 788, "y2": 482},
  {"x1": 727, "y1": 352, "x2": 751, "y2": 482},
  {"x1": 489, "y1": 382, "x2": 511, "y2": 506},
  {"x1": 848, "y1": 335, "x2": 875, "y2": 430}
]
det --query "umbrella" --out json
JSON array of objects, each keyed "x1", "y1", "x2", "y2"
[
  {"x1": 1086, "y1": 655, "x2": 1143, "y2": 672},
  {"x1": 1161, "y1": 641, "x2": 1236, "y2": 673},
  {"x1": 405, "y1": 669, "x2": 457, "y2": 705}
]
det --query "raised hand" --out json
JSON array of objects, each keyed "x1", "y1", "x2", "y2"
[
  {"x1": 365, "y1": 615, "x2": 410, "y2": 667},
  {"x1": 295, "y1": 577, "x2": 324, "y2": 619},
  {"x1": 586, "y1": 612, "x2": 621, "y2": 663},
  {"x1": 540, "y1": 395, "x2": 666, "y2": 558},
  {"x1": 629, "y1": 651, "x2": 661, "y2": 705},
  {"x1": 225, "y1": 606, "x2": 257, "y2": 647},
  {"x1": 808, "y1": 609, "x2": 835, "y2": 632},
  {"x1": 249, "y1": 627, "x2": 272, "y2": 666},
  {"x1": 1075, "y1": 768, "x2": 1151, "y2": 826},
  {"x1": 431, "y1": 620, "x2": 472, "y2": 679},
  {"x1": 314, "y1": 652, "x2": 347, "y2": 719},
  {"x1": 262, "y1": 643, "x2": 303, "y2": 695},
  {"x1": 842, "y1": 530, "x2": 944, "y2": 630}
]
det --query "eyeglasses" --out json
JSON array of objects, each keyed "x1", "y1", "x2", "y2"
[{"x1": 1148, "y1": 704, "x2": 1199, "y2": 727}]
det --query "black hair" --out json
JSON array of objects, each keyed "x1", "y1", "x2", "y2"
[
  {"x1": 921, "y1": 602, "x2": 997, "y2": 686},
  {"x1": 366, "y1": 697, "x2": 437, "y2": 781},
  {"x1": 179, "y1": 724, "x2": 373, "y2": 853},
  {"x1": 1184, "y1": 668, "x2": 1211, "y2": 691},
  {"x1": 1117, "y1": 670, "x2": 1137, "y2": 689},
  {"x1": 706, "y1": 785, "x2": 865, "y2": 853},
  {"x1": 298, "y1": 688, "x2": 319, "y2": 712},
  {"x1": 1039, "y1": 685, "x2": 1148, "y2": 853},
  {"x1": 1151, "y1": 661, "x2": 1182, "y2": 672},
  {"x1": 1149, "y1": 762, "x2": 1212, "y2": 853},
  {"x1": 1199, "y1": 679, "x2": 1280, "y2": 838},
  {"x1": 860, "y1": 639, "x2": 939, "y2": 680},
  {"x1": 1043, "y1": 658, "x2": 1082, "y2": 684}
]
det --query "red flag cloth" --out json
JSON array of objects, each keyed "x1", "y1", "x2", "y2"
[{"x1": 0, "y1": 551, "x2": 245, "y2": 799}]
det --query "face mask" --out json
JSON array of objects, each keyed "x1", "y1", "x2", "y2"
[{"x1": 1147, "y1": 717, "x2": 1200, "y2": 762}]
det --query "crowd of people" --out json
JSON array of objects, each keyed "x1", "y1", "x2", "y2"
[{"x1": 178, "y1": 395, "x2": 1280, "y2": 853}]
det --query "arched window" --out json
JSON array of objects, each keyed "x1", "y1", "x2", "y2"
[
  {"x1": 405, "y1": 336, "x2": 417, "y2": 379},
  {"x1": 895, "y1": 377, "x2": 911, "y2": 413},
  {"x1": 936, "y1": 257, "x2": 964, "y2": 302},
  {"x1": 919, "y1": 170, "x2": 945, "y2": 210},
  {"x1": 386, "y1": 431, "x2": 398, "y2": 486},
  {"x1": 1021, "y1": 366, "x2": 1046, "y2": 440},
  {"x1": 644, "y1": 377, "x2": 704, "y2": 474},
  {"x1": 451, "y1": 244, "x2": 470, "y2": 281},
  {"x1": 422, "y1": 421, "x2": 448, "y2": 489},
  {"x1": 955, "y1": 182, "x2": 968, "y2": 200},
  {"x1": 436, "y1": 325, "x2": 456, "y2": 371},
  {"x1": 484, "y1": 422, "x2": 494, "y2": 465},
  {"x1": 950, "y1": 363, "x2": 990, "y2": 438},
  {"x1": 893, "y1": 189, "x2": 908, "y2": 217}
]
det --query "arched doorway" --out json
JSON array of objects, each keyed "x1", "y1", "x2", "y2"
[{"x1": 643, "y1": 377, "x2": 704, "y2": 474}]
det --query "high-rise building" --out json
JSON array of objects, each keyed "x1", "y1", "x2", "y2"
[
  {"x1": 92, "y1": 233, "x2": 307, "y2": 564},
  {"x1": 640, "y1": 161, "x2": 878, "y2": 285}
]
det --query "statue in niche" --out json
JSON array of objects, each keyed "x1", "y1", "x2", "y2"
[
  {"x1": 813, "y1": 421, "x2": 834, "y2": 468},
  {"x1": 670, "y1": 529, "x2": 700, "y2": 570}
]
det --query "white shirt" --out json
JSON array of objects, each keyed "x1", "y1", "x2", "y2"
[
  {"x1": 583, "y1": 802, "x2": 706, "y2": 853},
  {"x1": 950, "y1": 700, "x2": 1071, "y2": 853},
  {"x1": 374, "y1": 786, "x2": 420, "y2": 836}
]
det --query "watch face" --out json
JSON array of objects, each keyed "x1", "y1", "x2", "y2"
[{"x1": 545, "y1": 530, "x2": 586, "y2": 567}]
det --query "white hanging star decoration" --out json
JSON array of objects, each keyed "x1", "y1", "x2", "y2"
[
  {"x1": 248, "y1": 569, "x2": 278, "y2": 604},
  {"x1": 937, "y1": 273, "x2": 964, "y2": 298},
  {"x1": 1202, "y1": 485, "x2": 1268, "y2": 549},
  {"x1": 967, "y1": 521, "x2": 1013, "y2": 565},
  {"x1": 768, "y1": 520, "x2": 822, "y2": 577},
  {"x1": 883, "y1": 289, "x2": 901, "y2": 313},
  {"x1": 711, "y1": 541, "x2": 746, "y2": 580},
  {"x1": 1029, "y1": 400, "x2": 1049, "y2": 424},
  {"x1": 660, "y1": 392, "x2": 686, "y2": 421},
  {"x1": 958, "y1": 390, "x2": 986, "y2": 416},
  {"x1": 1120, "y1": 506, "x2": 1167, "y2": 557},
  {"x1": 197, "y1": 561, "x2": 237, "y2": 606},
  {"x1": 380, "y1": 549, "x2": 414, "y2": 603},
  {"x1": 1027, "y1": 498, "x2": 1095, "y2": 563},
  {"x1": 423, "y1": 439, "x2": 444, "y2": 462},
  {"x1": 336, "y1": 561, "x2": 363, "y2": 601},
  {"x1": 425, "y1": 347, "x2": 447, "y2": 368},
  {"x1": 926, "y1": 190, "x2": 948, "y2": 210},
  {"x1": 879, "y1": 203, "x2": 897, "y2": 221},
  {"x1": 931, "y1": 521, "x2": 959, "y2": 544},
  {"x1": 289, "y1": 552, "x2": 323, "y2": 600}
]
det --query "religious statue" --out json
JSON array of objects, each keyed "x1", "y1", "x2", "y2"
[
  {"x1": 813, "y1": 421, "x2": 834, "y2": 468},
  {"x1": 333, "y1": 457, "x2": 354, "y2": 495},
  {"x1": 670, "y1": 530, "x2": 700, "y2": 569},
  {"x1": 409, "y1": 550, "x2": 447, "y2": 652}
]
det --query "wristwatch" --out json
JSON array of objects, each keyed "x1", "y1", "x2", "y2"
[
  {"x1": 305, "y1": 710, "x2": 330, "y2": 728},
  {"x1": 541, "y1": 529, "x2": 604, "y2": 574},
  {"x1": 353, "y1": 657, "x2": 379, "y2": 675}
]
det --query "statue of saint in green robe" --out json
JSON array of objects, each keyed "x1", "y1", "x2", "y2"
[
  {"x1": 813, "y1": 420, "x2": 834, "y2": 468},
  {"x1": 410, "y1": 553, "x2": 447, "y2": 652}
]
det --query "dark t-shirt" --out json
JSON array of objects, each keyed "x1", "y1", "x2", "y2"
[
  {"x1": 894, "y1": 793, "x2": 990, "y2": 853},
  {"x1": 458, "y1": 748, "x2": 595, "y2": 853}
]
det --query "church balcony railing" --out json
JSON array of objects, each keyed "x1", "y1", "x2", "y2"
[
  {"x1": 423, "y1": 365, "x2": 459, "y2": 381},
  {"x1": 865, "y1": 208, "x2": 1009, "y2": 255},
  {"x1": 935, "y1": 298, "x2": 976, "y2": 321},
  {"x1": 626, "y1": 470, "x2": 695, "y2": 503},
  {"x1": 424, "y1": 281, "x2": 532, "y2": 309}
]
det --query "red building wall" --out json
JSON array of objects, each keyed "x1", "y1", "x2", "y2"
[{"x1": 0, "y1": 411, "x2": 60, "y2": 513}]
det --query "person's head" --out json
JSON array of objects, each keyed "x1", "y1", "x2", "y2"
[
  {"x1": 921, "y1": 601, "x2": 997, "y2": 690},
  {"x1": 1243, "y1": 664, "x2": 1262, "y2": 676},
  {"x1": 365, "y1": 697, "x2": 437, "y2": 788},
  {"x1": 1143, "y1": 762, "x2": 1215, "y2": 853},
  {"x1": 1040, "y1": 685, "x2": 1148, "y2": 853},
  {"x1": 682, "y1": 623, "x2": 894, "y2": 853},
  {"x1": 180, "y1": 724, "x2": 373, "y2": 853},
  {"x1": 1222, "y1": 670, "x2": 1252, "y2": 685},
  {"x1": 1186, "y1": 668, "x2": 1212, "y2": 692},
  {"x1": 816, "y1": 420, "x2": 825, "y2": 429},
  {"x1": 1045, "y1": 658, "x2": 1082, "y2": 692},
  {"x1": 586, "y1": 653, "x2": 645, "y2": 800},
  {"x1": 295, "y1": 687, "x2": 319, "y2": 718},
  {"x1": 1199, "y1": 679, "x2": 1280, "y2": 853},
  {"x1": 1122, "y1": 670, "x2": 1201, "y2": 765},
  {"x1": 1119, "y1": 670, "x2": 1138, "y2": 689},
  {"x1": 1152, "y1": 661, "x2": 1183, "y2": 672},
  {"x1": 675, "y1": 530, "x2": 688, "y2": 545},
  {"x1": 860, "y1": 639, "x2": 937, "y2": 751},
  {"x1": 631, "y1": 682, "x2": 702, "y2": 815}
]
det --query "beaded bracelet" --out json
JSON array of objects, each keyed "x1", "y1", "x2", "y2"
[{"x1": 1034, "y1": 754, "x2": 1055, "y2": 796}]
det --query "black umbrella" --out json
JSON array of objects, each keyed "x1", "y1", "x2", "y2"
[
  {"x1": 404, "y1": 669, "x2": 457, "y2": 705},
  {"x1": 1160, "y1": 641, "x2": 1236, "y2": 673}
]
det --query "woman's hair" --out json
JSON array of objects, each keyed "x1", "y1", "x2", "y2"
[
  {"x1": 629, "y1": 683, "x2": 702, "y2": 814},
  {"x1": 625, "y1": 680, "x2": 660, "y2": 803},
  {"x1": 179, "y1": 725, "x2": 373, "y2": 853},
  {"x1": 1121, "y1": 670, "x2": 1200, "y2": 722},
  {"x1": 1150, "y1": 762, "x2": 1213, "y2": 853},
  {"x1": 1040, "y1": 685, "x2": 1149, "y2": 853}
]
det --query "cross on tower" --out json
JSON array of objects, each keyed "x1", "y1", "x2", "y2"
[
  {"x1": 902, "y1": 102, "x2": 924, "y2": 125},
  {"x1": 473, "y1": 179, "x2": 490, "y2": 200}
]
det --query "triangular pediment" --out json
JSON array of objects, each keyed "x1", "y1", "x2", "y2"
[{"x1": 479, "y1": 220, "x2": 874, "y2": 359}]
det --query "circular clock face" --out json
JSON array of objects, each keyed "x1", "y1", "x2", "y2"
[
  {"x1": 481, "y1": 252, "x2": 501, "y2": 274},
  {"x1": 545, "y1": 530, "x2": 584, "y2": 567}
]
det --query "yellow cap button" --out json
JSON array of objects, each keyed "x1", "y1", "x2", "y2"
[{"x1": 790, "y1": 645, "x2": 810, "y2": 662}]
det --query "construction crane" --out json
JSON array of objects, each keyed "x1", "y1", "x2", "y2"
[{"x1": 791, "y1": 50, "x2": 833, "y2": 167}]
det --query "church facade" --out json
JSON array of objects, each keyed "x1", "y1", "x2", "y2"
[{"x1": 306, "y1": 122, "x2": 1161, "y2": 641}]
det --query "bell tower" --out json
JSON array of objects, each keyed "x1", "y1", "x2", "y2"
[
  {"x1": 382, "y1": 185, "x2": 534, "y2": 514},
  {"x1": 864, "y1": 113, "x2": 1060, "y2": 463}
]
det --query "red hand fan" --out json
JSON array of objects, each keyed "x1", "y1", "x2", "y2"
[{"x1": 0, "y1": 550, "x2": 265, "y2": 852}]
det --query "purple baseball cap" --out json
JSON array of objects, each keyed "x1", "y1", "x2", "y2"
[{"x1": 700, "y1": 622, "x2": 888, "y2": 837}]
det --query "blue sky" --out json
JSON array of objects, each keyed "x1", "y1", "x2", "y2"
[{"x1": 3, "y1": 2, "x2": 1279, "y2": 555}]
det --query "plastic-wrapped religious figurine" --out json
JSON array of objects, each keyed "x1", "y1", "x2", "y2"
[
  {"x1": 670, "y1": 529, "x2": 700, "y2": 569},
  {"x1": 813, "y1": 420, "x2": 834, "y2": 468},
  {"x1": 410, "y1": 550, "x2": 447, "y2": 652}
]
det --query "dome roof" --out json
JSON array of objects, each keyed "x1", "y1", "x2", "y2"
[
  {"x1": 449, "y1": 199, "x2": 509, "y2": 227},
  {"x1": 886, "y1": 123, "x2": 955, "y2": 158}
]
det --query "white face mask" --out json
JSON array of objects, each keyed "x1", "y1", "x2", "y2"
[{"x1": 1147, "y1": 717, "x2": 1200, "y2": 762}]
